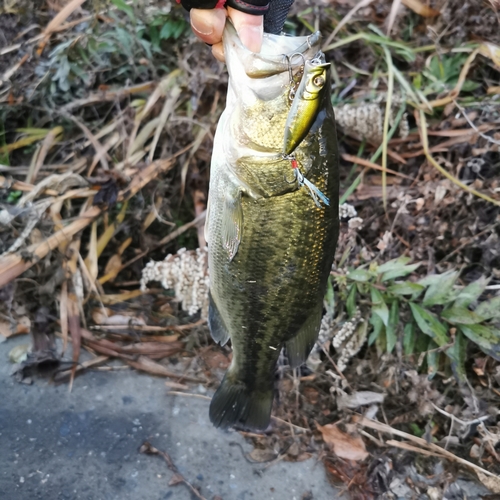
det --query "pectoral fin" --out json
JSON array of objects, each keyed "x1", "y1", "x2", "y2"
[
  {"x1": 208, "y1": 292, "x2": 230, "y2": 346},
  {"x1": 204, "y1": 198, "x2": 211, "y2": 245},
  {"x1": 286, "y1": 302, "x2": 323, "y2": 368},
  {"x1": 222, "y1": 187, "x2": 243, "y2": 261}
]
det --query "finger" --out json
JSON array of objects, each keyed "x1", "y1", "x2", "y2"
[
  {"x1": 190, "y1": 8, "x2": 227, "y2": 45},
  {"x1": 212, "y1": 42, "x2": 225, "y2": 62},
  {"x1": 227, "y1": 7, "x2": 263, "y2": 53}
]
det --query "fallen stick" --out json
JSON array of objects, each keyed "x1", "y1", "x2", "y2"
[
  {"x1": 139, "y1": 441, "x2": 207, "y2": 500},
  {"x1": 357, "y1": 416, "x2": 500, "y2": 479}
]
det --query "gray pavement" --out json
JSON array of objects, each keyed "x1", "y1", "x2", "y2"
[{"x1": 0, "y1": 335, "x2": 341, "y2": 500}]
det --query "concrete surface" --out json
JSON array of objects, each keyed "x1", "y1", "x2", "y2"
[{"x1": 0, "y1": 335, "x2": 341, "y2": 500}]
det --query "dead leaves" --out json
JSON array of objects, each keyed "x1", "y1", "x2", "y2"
[
  {"x1": 0, "y1": 316, "x2": 30, "y2": 339},
  {"x1": 317, "y1": 423, "x2": 369, "y2": 461},
  {"x1": 198, "y1": 347, "x2": 231, "y2": 370},
  {"x1": 126, "y1": 356, "x2": 205, "y2": 384},
  {"x1": 401, "y1": 0, "x2": 440, "y2": 18},
  {"x1": 324, "y1": 457, "x2": 377, "y2": 500},
  {"x1": 37, "y1": 0, "x2": 87, "y2": 55},
  {"x1": 477, "y1": 472, "x2": 500, "y2": 494}
]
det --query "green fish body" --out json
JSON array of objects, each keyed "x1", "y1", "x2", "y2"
[{"x1": 206, "y1": 23, "x2": 339, "y2": 430}]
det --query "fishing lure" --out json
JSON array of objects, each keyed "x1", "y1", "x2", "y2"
[{"x1": 284, "y1": 155, "x2": 330, "y2": 208}]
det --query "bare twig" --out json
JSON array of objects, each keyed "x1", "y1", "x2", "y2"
[
  {"x1": 438, "y1": 220, "x2": 500, "y2": 263},
  {"x1": 271, "y1": 416, "x2": 309, "y2": 432},
  {"x1": 341, "y1": 153, "x2": 412, "y2": 179},
  {"x1": 358, "y1": 416, "x2": 500, "y2": 479},
  {"x1": 119, "y1": 210, "x2": 206, "y2": 272},
  {"x1": 139, "y1": 442, "x2": 207, "y2": 500},
  {"x1": 90, "y1": 319, "x2": 205, "y2": 333},
  {"x1": 0, "y1": 145, "x2": 192, "y2": 288},
  {"x1": 386, "y1": 0, "x2": 402, "y2": 36},
  {"x1": 416, "y1": 109, "x2": 500, "y2": 207},
  {"x1": 322, "y1": 0, "x2": 376, "y2": 49},
  {"x1": 167, "y1": 391, "x2": 211, "y2": 400},
  {"x1": 429, "y1": 401, "x2": 490, "y2": 428},
  {"x1": 37, "y1": 0, "x2": 87, "y2": 55},
  {"x1": 59, "y1": 110, "x2": 109, "y2": 171},
  {"x1": 454, "y1": 101, "x2": 500, "y2": 146}
]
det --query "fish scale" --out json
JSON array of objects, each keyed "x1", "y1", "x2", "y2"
[
  {"x1": 206, "y1": 22, "x2": 339, "y2": 430},
  {"x1": 241, "y1": 95, "x2": 289, "y2": 149}
]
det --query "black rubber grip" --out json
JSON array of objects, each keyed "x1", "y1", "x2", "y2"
[
  {"x1": 226, "y1": 0, "x2": 269, "y2": 15},
  {"x1": 264, "y1": 0, "x2": 294, "y2": 34},
  {"x1": 179, "y1": 0, "x2": 221, "y2": 11}
]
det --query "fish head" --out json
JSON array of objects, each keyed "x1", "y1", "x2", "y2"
[
  {"x1": 223, "y1": 21, "x2": 322, "y2": 105},
  {"x1": 222, "y1": 22, "x2": 325, "y2": 154}
]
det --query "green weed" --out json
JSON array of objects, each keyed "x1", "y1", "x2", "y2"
[{"x1": 328, "y1": 257, "x2": 500, "y2": 381}]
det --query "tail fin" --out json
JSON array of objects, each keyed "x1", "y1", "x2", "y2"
[{"x1": 209, "y1": 375, "x2": 273, "y2": 431}]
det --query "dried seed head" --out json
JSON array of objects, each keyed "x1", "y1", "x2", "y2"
[
  {"x1": 334, "y1": 99, "x2": 409, "y2": 143},
  {"x1": 141, "y1": 247, "x2": 209, "y2": 318},
  {"x1": 339, "y1": 203, "x2": 357, "y2": 220}
]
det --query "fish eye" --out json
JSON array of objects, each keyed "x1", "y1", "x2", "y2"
[{"x1": 313, "y1": 75, "x2": 325, "y2": 87}]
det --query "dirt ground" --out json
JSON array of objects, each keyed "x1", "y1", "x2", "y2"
[
  {"x1": 0, "y1": 335, "x2": 345, "y2": 500},
  {"x1": 2, "y1": 335, "x2": 496, "y2": 500}
]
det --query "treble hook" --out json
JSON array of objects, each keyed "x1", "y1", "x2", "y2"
[
  {"x1": 306, "y1": 33, "x2": 314, "y2": 50},
  {"x1": 288, "y1": 52, "x2": 306, "y2": 70},
  {"x1": 282, "y1": 155, "x2": 330, "y2": 207},
  {"x1": 283, "y1": 154, "x2": 297, "y2": 183}
]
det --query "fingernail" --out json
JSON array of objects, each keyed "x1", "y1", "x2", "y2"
[
  {"x1": 238, "y1": 24, "x2": 262, "y2": 53},
  {"x1": 191, "y1": 10, "x2": 214, "y2": 36},
  {"x1": 212, "y1": 43, "x2": 225, "y2": 62}
]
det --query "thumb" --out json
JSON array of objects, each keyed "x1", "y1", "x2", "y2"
[{"x1": 227, "y1": 7, "x2": 263, "y2": 53}]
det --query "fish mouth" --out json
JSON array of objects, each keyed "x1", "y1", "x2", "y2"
[{"x1": 223, "y1": 21, "x2": 322, "y2": 79}]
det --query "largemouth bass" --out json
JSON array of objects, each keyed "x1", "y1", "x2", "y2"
[{"x1": 206, "y1": 22, "x2": 339, "y2": 430}]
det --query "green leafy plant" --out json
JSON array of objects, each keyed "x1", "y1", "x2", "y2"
[
  {"x1": 423, "y1": 52, "x2": 481, "y2": 94},
  {"x1": 329, "y1": 257, "x2": 500, "y2": 381},
  {"x1": 37, "y1": 3, "x2": 188, "y2": 101}
]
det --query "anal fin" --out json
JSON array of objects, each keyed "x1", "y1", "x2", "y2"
[
  {"x1": 286, "y1": 301, "x2": 323, "y2": 368},
  {"x1": 208, "y1": 292, "x2": 230, "y2": 346}
]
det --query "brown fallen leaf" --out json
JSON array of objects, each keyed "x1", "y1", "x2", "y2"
[
  {"x1": 119, "y1": 341, "x2": 184, "y2": 358},
  {"x1": 127, "y1": 356, "x2": 206, "y2": 383},
  {"x1": 296, "y1": 452, "x2": 312, "y2": 462},
  {"x1": 477, "y1": 472, "x2": 500, "y2": 493},
  {"x1": 324, "y1": 456, "x2": 375, "y2": 499},
  {"x1": 68, "y1": 292, "x2": 81, "y2": 391},
  {"x1": 402, "y1": 0, "x2": 440, "y2": 17},
  {"x1": 0, "y1": 316, "x2": 30, "y2": 338},
  {"x1": 337, "y1": 391, "x2": 385, "y2": 410},
  {"x1": 198, "y1": 347, "x2": 231, "y2": 370},
  {"x1": 317, "y1": 423, "x2": 369, "y2": 461},
  {"x1": 479, "y1": 42, "x2": 500, "y2": 69},
  {"x1": 303, "y1": 387, "x2": 320, "y2": 405},
  {"x1": 53, "y1": 355, "x2": 109, "y2": 382},
  {"x1": 168, "y1": 474, "x2": 184, "y2": 486},
  {"x1": 164, "y1": 381, "x2": 189, "y2": 390},
  {"x1": 249, "y1": 448, "x2": 277, "y2": 463}
]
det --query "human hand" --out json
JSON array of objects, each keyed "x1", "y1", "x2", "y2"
[{"x1": 190, "y1": 7, "x2": 263, "y2": 62}]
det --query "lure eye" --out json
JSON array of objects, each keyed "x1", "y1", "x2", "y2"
[{"x1": 313, "y1": 75, "x2": 325, "y2": 87}]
